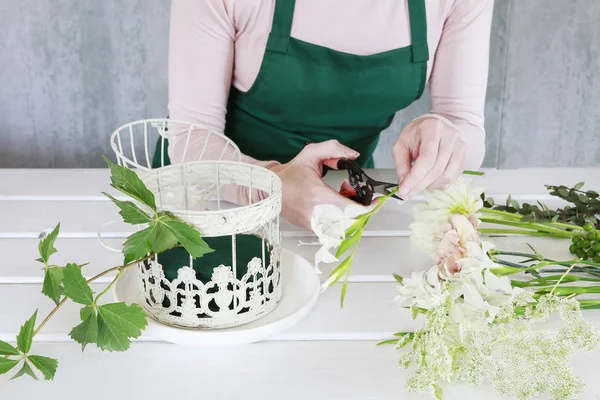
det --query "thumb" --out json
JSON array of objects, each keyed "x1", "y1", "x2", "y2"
[
  {"x1": 319, "y1": 185, "x2": 358, "y2": 212},
  {"x1": 297, "y1": 140, "x2": 359, "y2": 164}
]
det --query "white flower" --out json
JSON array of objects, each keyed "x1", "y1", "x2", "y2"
[
  {"x1": 410, "y1": 178, "x2": 484, "y2": 251},
  {"x1": 310, "y1": 203, "x2": 368, "y2": 271},
  {"x1": 395, "y1": 266, "x2": 447, "y2": 310}
]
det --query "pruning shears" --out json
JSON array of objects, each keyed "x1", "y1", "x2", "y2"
[{"x1": 332, "y1": 158, "x2": 404, "y2": 206}]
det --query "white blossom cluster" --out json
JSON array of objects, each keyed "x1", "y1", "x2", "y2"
[{"x1": 395, "y1": 178, "x2": 600, "y2": 400}]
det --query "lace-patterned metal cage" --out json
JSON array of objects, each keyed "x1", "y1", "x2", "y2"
[{"x1": 109, "y1": 119, "x2": 283, "y2": 329}]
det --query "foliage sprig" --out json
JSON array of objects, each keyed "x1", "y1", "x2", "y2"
[{"x1": 1, "y1": 157, "x2": 212, "y2": 381}]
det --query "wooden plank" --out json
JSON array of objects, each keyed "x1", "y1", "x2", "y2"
[
  {"x1": 2, "y1": 168, "x2": 600, "y2": 199},
  {"x1": 0, "y1": 237, "x2": 573, "y2": 283},
  {"x1": 0, "y1": 196, "x2": 577, "y2": 238},
  {"x1": 1, "y1": 341, "x2": 599, "y2": 400}
]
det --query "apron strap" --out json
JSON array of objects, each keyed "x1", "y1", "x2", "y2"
[
  {"x1": 266, "y1": 0, "x2": 296, "y2": 54},
  {"x1": 408, "y1": 0, "x2": 429, "y2": 63}
]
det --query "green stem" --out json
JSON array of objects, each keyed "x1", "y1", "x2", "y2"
[
  {"x1": 481, "y1": 208, "x2": 522, "y2": 219},
  {"x1": 31, "y1": 251, "x2": 161, "y2": 339},
  {"x1": 550, "y1": 264, "x2": 576, "y2": 295},
  {"x1": 463, "y1": 170, "x2": 485, "y2": 176},
  {"x1": 480, "y1": 217, "x2": 579, "y2": 237},
  {"x1": 479, "y1": 228, "x2": 570, "y2": 238},
  {"x1": 94, "y1": 269, "x2": 124, "y2": 304},
  {"x1": 481, "y1": 207, "x2": 585, "y2": 231}
]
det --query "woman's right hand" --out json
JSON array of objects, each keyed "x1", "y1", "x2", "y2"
[{"x1": 269, "y1": 140, "x2": 361, "y2": 230}]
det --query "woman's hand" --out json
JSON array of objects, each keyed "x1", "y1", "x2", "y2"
[
  {"x1": 270, "y1": 140, "x2": 360, "y2": 230},
  {"x1": 392, "y1": 117, "x2": 467, "y2": 199}
]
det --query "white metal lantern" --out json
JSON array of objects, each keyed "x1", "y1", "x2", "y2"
[{"x1": 109, "y1": 119, "x2": 283, "y2": 329}]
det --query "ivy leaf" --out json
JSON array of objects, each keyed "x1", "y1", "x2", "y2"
[
  {"x1": 63, "y1": 263, "x2": 94, "y2": 305},
  {"x1": 96, "y1": 314, "x2": 131, "y2": 352},
  {"x1": 10, "y1": 361, "x2": 37, "y2": 380},
  {"x1": 574, "y1": 182, "x2": 585, "y2": 190},
  {"x1": 0, "y1": 358, "x2": 19, "y2": 375},
  {"x1": 103, "y1": 192, "x2": 152, "y2": 225},
  {"x1": 123, "y1": 225, "x2": 156, "y2": 264},
  {"x1": 80, "y1": 305, "x2": 95, "y2": 321},
  {"x1": 42, "y1": 266, "x2": 64, "y2": 305},
  {"x1": 0, "y1": 340, "x2": 20, "y2": 356},
  {"x1": 37, "y1": 223, "x2": 60, "y2": 264},
  {"x1": 153, "y1": 221, "x2": 179, "y2": 254},
  {"x1": 103, "y1": 156, "x2": 156, "y2": 211},
  {"x1": 28, "y1": 355, "x2": 58, "y2": 381},
  {"x1": 69, "y1": 313, "x2": 98, "y2": 351},
  {"x1": 17, "y1": 310, "x2": 37, "y2": 354},
  {"x1": 162, "y1": 219, "x2": 213, "y2": 258},
  {"x1": 97, "y1": 303, "x2": 148, "y2": 339}
]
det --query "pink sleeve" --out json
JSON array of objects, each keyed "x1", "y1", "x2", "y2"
[
  {"x1": 428, "y1": 0, "x2": 495, "y2": 169},
  {"x1": 167, "y1": 0, "x2": 278, "y2": 170}
]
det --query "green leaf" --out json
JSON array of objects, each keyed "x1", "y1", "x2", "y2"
[
  {"x1": 510, "y1": 199, "x2": 520, "y2": 209},
  {"x1": 0, "y1": 340, "x2": 20, "y2": 356},
  {"x1": 0, "y1": 358, "x2": 19, "y2": 374},
  {"x1": 162, "y1": 219, "x2": 213, "y2": 258},
  {"x1": 97, "y1": 314, "x2": 131, "y2": 352},
  {"x1": 28, "y1": 355, "x2": 58, "y2": 381},
  {"x1": 97, "y1": 303, "x2": 148, "y2": 339},
  {"x1": 335, "y1": 231, "x2": 361, "y2": 258},
  {"x1": 392, "y1": 273, "x2": 404, "y2": 284},
  {"x1": 578, "y1": 194, "x2": 590, "y2": 204},
  {"x1": 340, "y1": 269, "x2": 351, "y2": 308},
  {"x1": 69, "y1": 314, "x2": 98, "y2": 351},
  {"x1": 11, "y1": 361, "x2": 37, "y2": 380},
  {"x1": 63, "y1": 263, "x2": 94, "y2": 305},
  {"x1": 345, "y1": 218, "x2": 367, "y2": 238},
  {"x1": 574, "y1": 182, "x2": 585, "y2": 190},
  {"x1": 123, "y1": 225, "x2": 156, "y2": 264},
  {"x1": 37, "y1": 223, "x2": 60, "y2": 264},
  {"x1": 322, "y1": 255, "x2": 354, "y2": 289},
  {"x1": 42, "y1": 267, "x2": 63, "y2": 305},
  {"x1": 80, "y1": 305, "x2": 95, "y2": 321},
  {"x1": 558, "y1": 187, "x2": 570, "y2": 197},
  {"x1": 17, "y1": 310, "x2": 37, "y2": 354},
  {"x1": 153, "y1": 222, "x2": 179, "y2": 254},
  {"x1": 376, "y1": 339, "x2": 399, "y2": 346},
  {"x1": 506, "y1": 194, "x2": 512, "y2": 207},
  {"x1": 103, "y1": 156, "x2": 156, "y2": 210},
  {"x1": 103, "y1": 192, "x2": 152, "y2": 225}
]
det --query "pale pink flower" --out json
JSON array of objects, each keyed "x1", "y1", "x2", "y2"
[{"x1": 433, "y1": 214, "x2": 480, "y2": 275}]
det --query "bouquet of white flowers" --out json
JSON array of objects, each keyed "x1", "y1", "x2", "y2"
[{"x1": 312, "y1": 178, "x2": 600, "y2": 400}]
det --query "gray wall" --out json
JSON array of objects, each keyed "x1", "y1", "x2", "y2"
[{"x1": 1, "y1": 0, "x2": 599, "y2": 168}]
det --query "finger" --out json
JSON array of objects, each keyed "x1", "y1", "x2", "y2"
[
  {"x1": 339, "y1": 181, "x2": 357, "y2": 197},
  {"x1": 406, "y1": 135, "x2": 455, "y2": 197},
  {"x1": 323, "y1": 158, "x2": 341, "y2": 170},
  {"x1": 298, "y1": 140, "x2": 359, "y2": 164},
  {"x1": 429, "y1": 145, "x2": 466, "y2": 190},
  {"x1": 397, "y1": 132, "x2": 441, "y2": 199},
  {"x1": 321, "y1": 186, "x2": 358, "y2": 211},
  {"x1": 392, "y1": 135, "x2": 412, "y2": 186}
]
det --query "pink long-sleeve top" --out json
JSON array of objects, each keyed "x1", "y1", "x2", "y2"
[{"x1": 167, "y1": 0, "x2": 494, "y2": 171}]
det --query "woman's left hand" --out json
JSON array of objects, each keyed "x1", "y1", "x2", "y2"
[{"x1": 392, "y1": 117, "x2": 467, "y2": 199}]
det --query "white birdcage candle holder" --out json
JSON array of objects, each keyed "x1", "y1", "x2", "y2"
[{"x1": 109, "y1": 119, "x2": 283, "y2": 329}]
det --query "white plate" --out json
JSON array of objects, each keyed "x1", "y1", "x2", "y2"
[{"x1": 113, "y1": 249, "x2": 320, "y2": 347}]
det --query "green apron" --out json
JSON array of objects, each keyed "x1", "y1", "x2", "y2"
[{"x1": 153, "y1": 0, "x2": 428, "y2": 281}]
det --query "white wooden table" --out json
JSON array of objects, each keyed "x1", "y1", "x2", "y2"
[{"x1": 2, "y1": 168, "x2": 600, "y2": 400}]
